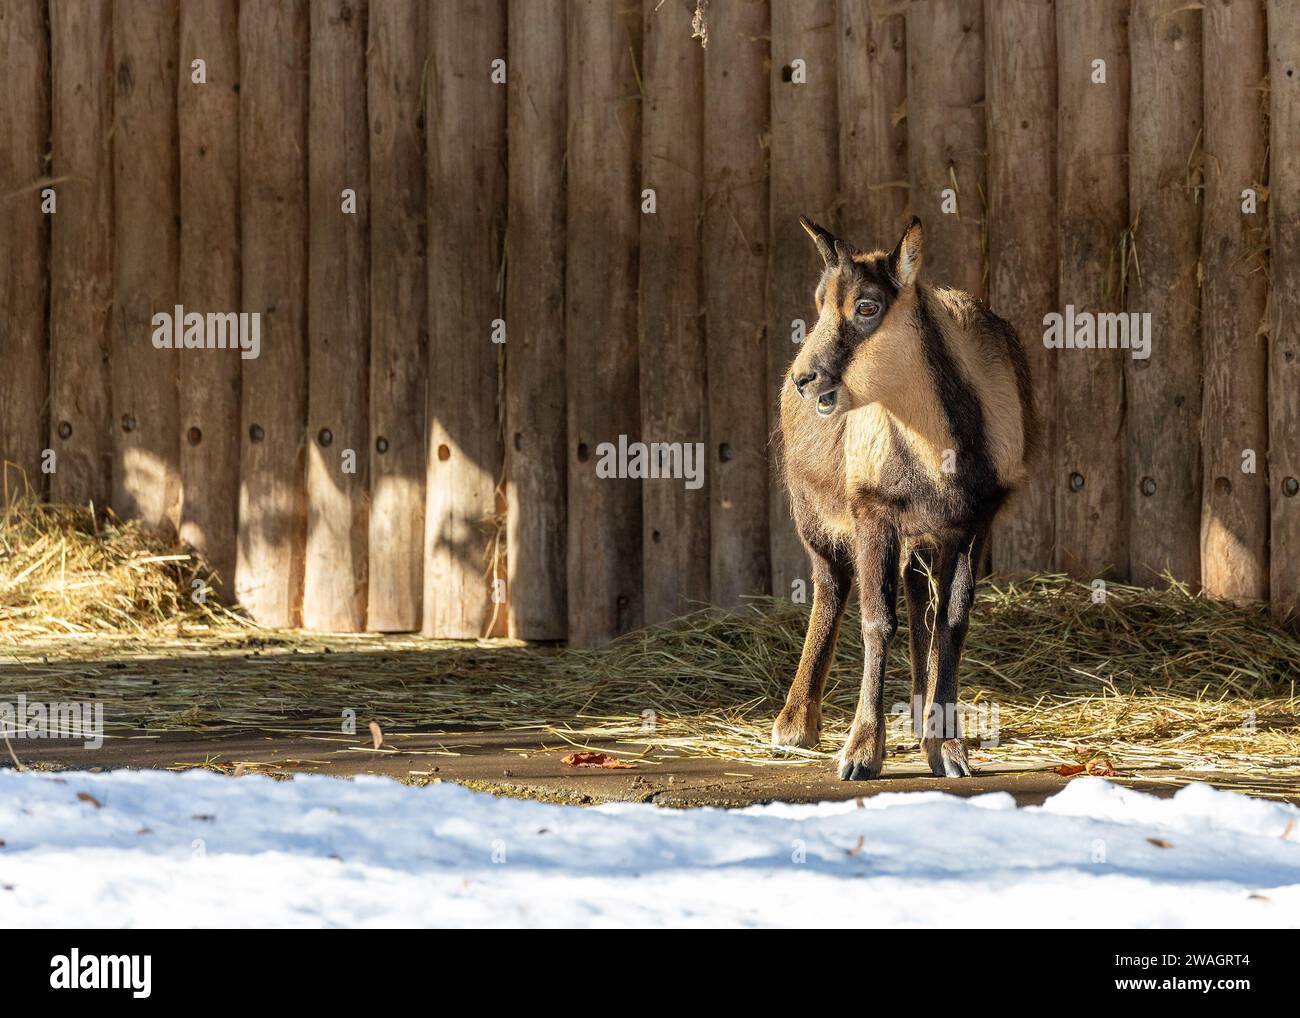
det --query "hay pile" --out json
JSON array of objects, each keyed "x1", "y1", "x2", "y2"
[
  {"x1": 1, "y1": 501, "x2": 1297, "y2": 788},
  {"x1": 0, "y1": 499, "x2": 243, "y2": 636}
]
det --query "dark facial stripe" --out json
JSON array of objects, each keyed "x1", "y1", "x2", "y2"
[{"x1": 913, "y1": 289, "x2": 1001, "y2": 504}]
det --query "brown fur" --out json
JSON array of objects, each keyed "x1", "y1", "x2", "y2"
[{"x1": 772, "y1": 216, "x2": 1037, "y2": 780}]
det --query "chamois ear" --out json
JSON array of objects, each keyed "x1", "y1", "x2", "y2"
[
  {"x1": 888, "y1": 216, "x2": 923, "y2": 287},
  {"x1": 799, "y1": 215, "x2": 838, "y2": 267}
]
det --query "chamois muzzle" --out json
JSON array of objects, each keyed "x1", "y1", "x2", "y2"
[{"x1": 792, "y1": 369, "x2": 841, "y2": 417}]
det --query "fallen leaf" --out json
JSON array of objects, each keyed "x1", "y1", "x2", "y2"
[
  {"x1": 561, "y1": 751, "x2": 636, "y2": 770},
  {"x1": 76, "y1": 792, "x2": 102, "y2": 809},
  {"x1": 1086, "y1": 759, "x2": 1117, "y2": 777},
  {"x1": 369, "y1": 721, "x2": 384, "y2": 750},
  {"x1": 1147, "y1": 837, "x2": 1173, "y2": 849},
  {"x1": 1054, "y1": 764, "x2": 1085, "y2": 777},
  {"x1": 232, "y1": 763, "x2": 247, "y2": 778}
]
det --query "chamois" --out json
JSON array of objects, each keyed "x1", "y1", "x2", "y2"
[{"x1": 771, "y1": 216, "x2": 1037, "y2": 780}]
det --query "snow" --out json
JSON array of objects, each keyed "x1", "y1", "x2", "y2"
[{"x1": 0, "y1": 769, "x2": 1297, "y2": 928}]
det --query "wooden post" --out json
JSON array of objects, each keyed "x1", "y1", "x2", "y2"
[
  {"x1": 49, "y1": 0, "x2": 113, "y2": 510},
  {"x1": 564, "y1": 0, "x2": 643, "y2": 646},
  {"x1": 505, "y1": 0, "x2": 567, "y2": 639},
  {"x1": 836, "y1": 0, "x2": 907, "y2": 245},
  {"x1": 235, "y1": 0, "x2": 309, "y2": 628},
  {"x1": 1269, "y1": 0, "x2": 1300, "y2": 621},
  {"x1": 769, "y1": 0, "x2": 837, "y2": 600},
  {"x1": 178, "y1": 0, "x2": 240, "y2": 600},
  {"x1": 424, "y1": 0, "x2": 507, "y2": 639},
  {"x1": 639, "y1": 0, "x2": 708, "y2": 625},
  {"x1": 304, "y1": 0, "x2": 369, "y2": 632},
  {"x1": 987, "y1": 0, "x2": 1057, "y2": 575},
  {"x1": 1055, "y1": 0, "x2": 1129, "y2": 580},
  {"x1": 703, "y1": 0, "x2": 770, "y2": 607},
  {"x1": 112, "y1": 0, "x2": 180, "y2": 533},
  {"x1": 368, "y1": 0, "x2": 427, "y2": 633},
  {"x1": 1127, "y1": 0, "x2": 1202, "y2": 587},
  {"x1": 906, "y1": 0, "x2": 985, "y2": 298},
  {"x1": 1201, "y1": 0, "x2": 1268, "y2": 603},
  {"x1": 0, "y1": 0, "x2": 49, "y2": 502}
]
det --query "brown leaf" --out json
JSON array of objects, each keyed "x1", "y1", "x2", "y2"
[
  {"x1": 561, "y1": 751, "x2": 636, "y2": 770},
  {"x1": 1053, "y1": 764, "x2": 1085, "y2": 777},
  {"x1": 1086, "y1": 759, "x2": 1117, "y2": 777},
  {"x1": 368, "y1": 721, "x2": 384, "y2": 750},
  {"x1": 1147, "y1": 837, "x2": 1174, "y2": 849},
  {"x1": 76, "y1": 791, "x2": 102, "y2": 809}
]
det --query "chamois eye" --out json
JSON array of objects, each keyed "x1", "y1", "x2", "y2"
[{"x1": 856, "y1": 299, "x2": 880, "y2": 318}]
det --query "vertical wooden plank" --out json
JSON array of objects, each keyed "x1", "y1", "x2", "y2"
[
  {"x1": 1055, "y1": 0, "x2": 1129, "y2": 579},
  {"x1": 425, "y1": 0, "x2": 507, "y2": 639},
  {"x1": 836, "y1": 0, "x2": 907, "y2": 245},
  {"x1": 703, "y1": 0, "x2": 770, "y2": 606},
  {"x1": 0, "y1": 0, "x2": 49, "y2": 501},
  {"x1": 49, "y1": 0, "x2": 113, "y2": 510},
  {"x1": 769, "y1": 0, "x2": 837, "y2": 599},
  {"x1": 112, "y1": 0, "x2": 180, "y2": 533},
  {"x1": 1127, "y1": 0, "x2": 1202, "y2": 586},
  {"x1": 1201, "y1": 0, "x2": 1268, "y2": 603},
  {"x1": 906, "y1": 0, "x2": 985, "y2": 298},
  {"x1": 987, "y1": 0, "x2": 1057, "y2": 574},
  {"x1": 178, "y1": 0, "x2": 240, "y2": 599},
  {"x1": 368, "y1": 0, "x2": 427, "y2": 632},
  {"x1": 564, "y1": 0, "x2": 643, "y2": 646},
  {"x1": 505, "y1": 0, "x2": 566, "y2": 638},
  {"x1": 1269, "y1": 0, "x2": 1300, "y2": 620},
  {"x1": 236, "y1": 0, "x2": 309, "y2": 627},
  {"x1": 304, "y1": 0, "x2": 369, "y2": 631},
  {"x1": 639, "y1": 0, "x2": 707, "y2": 624}
]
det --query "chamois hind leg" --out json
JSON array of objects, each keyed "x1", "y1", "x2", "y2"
[
  {"x1": 772, "y1": 538, "x2": 853, "y2": 750},
  {"x1": 919, "y1": 526, "x2": 988, "y2": 777},
  {"x1": 837, "y1": 512, "x2": 900, "y2": 780},
  {"x1": 902, "y1": 544, "x2": 939, "y2": 740}
]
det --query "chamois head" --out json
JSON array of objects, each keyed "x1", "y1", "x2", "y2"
[{"x1": 787, "y1": 216, "x2": 923, "y2": 417}]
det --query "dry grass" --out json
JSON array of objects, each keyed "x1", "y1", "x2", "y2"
[
  {"x1": 0, "y1": 498, "x2": 246, "y2": 636},
  {"x1": 1, "y1": 501, "x2": 1298, "y2": 789}
]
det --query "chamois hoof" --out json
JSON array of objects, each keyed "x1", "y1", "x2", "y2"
[
  {"x1": 836, "y1": 725, "x2": 884, "y2": 780},
  {"x1": 924, "y1": 738, "x2": 972, "y2": 778},
  {"x1": 837, "y1": 756, "x2": 882, "y2": 781},
  {"x1": 771, "y1": 703, "x2": 821, "y2": 750}
]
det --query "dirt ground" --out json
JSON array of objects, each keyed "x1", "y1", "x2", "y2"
[{"x1": 11, "y1": 725, "x2": 1300, "y2": 808}]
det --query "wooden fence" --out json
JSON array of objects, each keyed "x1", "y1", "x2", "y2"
[{"x1": 1, "y1": 0, "x2": 1298, "y2": 643}]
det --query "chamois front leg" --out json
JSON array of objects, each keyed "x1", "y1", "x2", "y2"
[
  {"x1": 838, "y1": 513, "x2": 900, "y2": 780},
  {"x1": 903, "y1": 544, "x2": 938, "y2": 740},
  {"x1": 772, "y1": 541, "x2": 853, "y2": 750},
  {"x1": 919, "y1": 527, "x2": 986, "y2": 778}
]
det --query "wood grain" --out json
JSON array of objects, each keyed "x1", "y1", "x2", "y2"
[
  {"x1": 367, "y1": 0, "x2": 427, "y2": 632},
  {"x1": 505, "y1": 0, "x2": 567, "y2": 638},
  {"x1": 1126, "y1": 0, "x2": 1202, "y2": 586},
  {"x1": 304, "y1": 0, "x2": 370, "y2": 631},
  {"x1": 1201, "y1": 0, "x2": 1268, "y2": 603}
]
